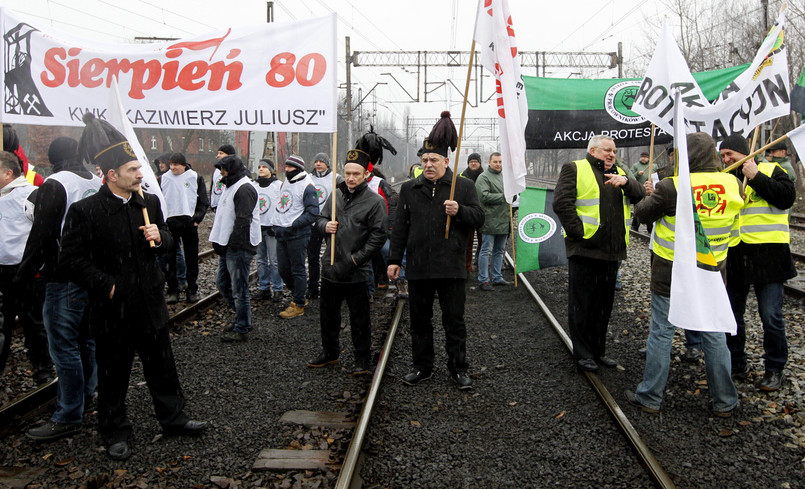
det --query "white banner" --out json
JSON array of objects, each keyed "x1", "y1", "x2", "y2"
[
  {"x1": 474, "y1": 0, "x2": 528, "y2": 203},
  {"x1": 0, "y1": 8, "x2": 337, "y2": 132},
  {"x1": 633, "y1": 11, "x2": 789, "y2": 142}
]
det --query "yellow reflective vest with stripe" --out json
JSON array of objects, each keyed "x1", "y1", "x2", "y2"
[
  {"x1": 653, "y1": 172, "x2": 742, "y2": 263},
  {"x1": 736, "y1": 162, "x2": 790, "y2": 245},
  {"x1": 573, "y1": 159, "x2": 631, "y2": 245}
]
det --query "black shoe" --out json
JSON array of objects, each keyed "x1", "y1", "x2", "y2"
[
  {"x1": 451, "y1": 371, "x2": 473, "y2": 390},
  {"x1": 84, "y1": 395, "x2": 97, "y2": 414},
  {"x1": 186, "y1": 290, "x2": 200, "y2": 303},
  {"x1": 352, "y1": 359, "x2": 369, "y2": 376},
  {"x1": 759, "y1": 371, "x2": 784, "y2": 391},
  {"x1": 682, "y1": 348, "x2": 704, "y2": 363},
  {"x1": 595, "y1": 356, "x2": 618, "y2": 368},
  {"x1": 402, "y1": 369, "x2": 433, "y2": 385},
  {"x1": 624, "y1": 390, "x2": 660, "y2": 414},
  {"x1": 254, "y1": 289, "x2": 271, "y2": 300},
  {"x1": 731, "y1": 364, "x2": 750, "y2": 382},
  {"x1": 479, "y1": 282, "x2": 493, "y2": 291},
  {"x1": 714, "y1": 404, "x2": 737, "y2": 418},
  {"x1": 307, "y1": 351, "x2": 339, "y2": 368},
  {"x1": 271, "y1": 290, "x2": 283, "y2": 301},
  {"x1": 492, "y1": 279, "x2": 511, "y2": 286},
  {"x1": 221, "y1": 331, "x2": 247, "y2": 343},
  {"x1": 27, "y1": 421, "x2": 82, "y2": 442},
  {"x1": 165, "y1": 292, "x2": 179, "y2": 304},
  {"x1": 34, "y1": 368, "x2": 55, "y2": 385},
  {"x1": 107, "y1": 441, "x2": 131, "y2": 460},
  {"x1": 163, "y1": 420, "x2": 208, "y2": 437},
  {"x1": 576, "y1": 358, "x2": 599, "y2": 372},
  {"x1": 306, "y1": 289, "x2": 319, "y2": 300}
]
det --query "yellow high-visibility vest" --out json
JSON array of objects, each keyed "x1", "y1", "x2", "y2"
[
  {"x1": 653, "y1": 172, "x2": 742, "y2": 263},
  {"x1": 573, "y1": 159, "x2": 631, "y2": 245},
  {"x1": 738, "y1": 162, "x2": 790, "y2": 244}
]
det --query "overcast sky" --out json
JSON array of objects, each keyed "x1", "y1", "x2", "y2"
[{"x1": 0, "y1": 0, "x2": 669, "y2": 145}]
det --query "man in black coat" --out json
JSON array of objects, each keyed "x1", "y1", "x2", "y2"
[
  {"x1": 387, "y1": 113, "x2": 484, "y2": 390},
  {"x1": 307, "y1": 148, "x2": 387, "y2": 375},
  {"x1": 59, "y1": 114, "x2": 207, "y2": 460}
]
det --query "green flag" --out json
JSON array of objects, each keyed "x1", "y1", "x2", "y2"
[
  {"x1": 792, "y1": 68, "x2": 805, "y2": 117},
  {"x1": 515, "y1": 187, "x2": 567, "y2": 273}
]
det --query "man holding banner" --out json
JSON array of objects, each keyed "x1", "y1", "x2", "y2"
[{"x1": 553, "y1": 135, "x2": 644, "y2": 372}]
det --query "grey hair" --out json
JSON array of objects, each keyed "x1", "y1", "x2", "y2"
[{"x1": 587, "y1": 135, "x2": 615, "y2": 153}]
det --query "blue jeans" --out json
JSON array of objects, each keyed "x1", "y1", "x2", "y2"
[
  {"x1": 477, "y1": 233, "x2": 507, "y2": 284},
  {"x1": 216, "y1": 249, "x2": 253, "y2": 333},
  {"x1": 277, "y1": 235, "x2": 309, "y2": 305},
  {"x1": 256, "y1": 229, "x2": 283, "y2": 292},
  {"x1": 43, "y1": 282, "x2": 97, "y2": 424},
  {"x1": 726, "y1": 281, "x2": 787, "y2": 373},
  {"x1": 635, "y1": 293, "x2": 737, "y2": 413}
]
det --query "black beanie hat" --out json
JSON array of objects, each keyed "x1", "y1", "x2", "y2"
[
  {"x1": 48, "y1": 137, "x2": 79, "y2": 167},
  {"x1": 2, "y1": 125, "x2": 19, "y2": 153},
  {"x1": 719, "y1": 134, "x2": 750, "y2": 156},
  {"x1": 258, "y1": 158, "x2": 275, "y2": 171},
  {"x1": 78, "y1": 112, "x2": 135, "y2": 173},
  {"x1": 419, "y1": 111, "x2": 458, "y2": 158},
  {"x1": 169, "y1": 152, "x2": 187, "y2": 166},
  {"x1": 467, "y1": 152, "x2": 481, "y2": 163},
  {"x1": 768, "y1": 140, "x2": 787, "y2": 152},
  {"x1": 218, "y1": 144, "x2": 236, "y2": 155}
]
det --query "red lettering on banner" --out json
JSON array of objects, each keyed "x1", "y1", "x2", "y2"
[
  {"x1": 265, "y1": 52, "x2": 326, "y2": 88},
  {"x1": 484, "y1": 0, "x2": 493, "y2": 16},
  {"x1": 496, "y1": 79, "x2": 505, "y2": 118},
  {"x1": 507, "y1": 16, "x2": 518, "y2": 57}
]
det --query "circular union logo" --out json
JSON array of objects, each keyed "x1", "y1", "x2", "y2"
[
  {"x1": 258, "y1": 192, "x2": 270, "y2": 214},
  {"x1": 699, "y1": 189, "x2": 721, "y2": 210},
  {"x1": 604, "y1": 81, "x2": 645, "y2": 125},
  {"x1": 82, "y1": 188, "x2": 98, "y2": 199},
  {"x1": 518, "y1": 212, "x2": 558, "y2": 244},
  {"x1": 277, "y1": 191, "x2": 293, "y2": 214},
  {"x1": 314, "y1": 185, "x2": 327, "y2": 205}
]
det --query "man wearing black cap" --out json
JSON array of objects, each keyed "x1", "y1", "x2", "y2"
[
  {"x1": 274, "y1": 155, "x2": 319, "y2": 318},
  {"x1": 307, "y1": 152, "x2": 343, "y2": 300},
  {"x1": 307, "y1": 148, "x2": 386, "y2": 375},
  {"x1": 719, "y1": 134, "x2": 796, "y2": 391},
  {"x1": 21, "y1": 137, "x2": 101, "y2": 443},
  {"x1": 765, "y1": 141, "x2": 796, "y2": 184},
  {"x1": 210, "y1": 144, "x2": 235, "y2": 210},
  {"x1": 461, "y1": 152, "x2": 484, "y2": 272},
  {"x1": 210, "y1": 155, "x2": 260, "y2": 340},
  {"x1": 161, "y1": 152, "x2": 208, "y2": 304},
  {"x1": 387, "y1": 112, "x2": 484, "y2": 390},
  {"x1": 58, "y1": 114, "x2": 207, "y2": 460},
  {"x1": 254, "y1": 158, "x2": 284, "y2": 301}
]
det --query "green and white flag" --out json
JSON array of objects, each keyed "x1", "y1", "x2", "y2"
[
  {"x1": 792, "y1": 68, "x2": 805, "y2": 116},
  {"x1": 515, "y1": 187, "x2": 567, "y2": 273}
]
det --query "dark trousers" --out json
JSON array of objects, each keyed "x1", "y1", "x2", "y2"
[
  {"x1": 307, "y1": 226, "x2": 324, "y2": 295},
  {"x1": 166, "y1": 218, "x2": 199, "y2": 293},
  {"x1": 278, "y1": 235, "x2": 309, "y2": 305},
  {"x1": 408, "y1": 278, "x2": 468, "y2": 373},
  {"x1": 567, "y1": 255, "x2": 618, "y2": 360},
  {"x1": 726, "y1": 280, "x2": 787, "y2": 373},
  {"x1": 0, "y1": 265, "x2": 52, "y2": 375},
  {"x1": 95, "y1": 325, "x2": 189, "y2": 445},
  {"x1": 319, "y1": 280, "x2": 371, "y2": 362}
]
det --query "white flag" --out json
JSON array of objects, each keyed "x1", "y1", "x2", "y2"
[
  {"x1": 106, "y1": 78, "x2": 168, "y2": 218},
  {"x1": 633, "y1": 10, "x2": 789, "y2": 141},
  {"x1": 787, "y1": 124, "x2": 805, "y2": 172},
  {"x1": 474, "y1": 0, "x2": 528, "y2": 203},
  {"x1": 667, "y1": 90, "x2": 737, "y2": 334}
]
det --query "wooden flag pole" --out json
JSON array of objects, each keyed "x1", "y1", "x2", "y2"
[
  {"x1": 138, "y1": 189, "x2": 156, "y2": 248},
  {"x1": 510, "y1": 204, "x2": 517, "y2": 287},
  {"x1": 444, "y1": 40, "x2": 476, "y2": 239},
  {"x1": 743, "y1": 126, "x2": 762, "y2": 189},
  {"x1": 330, "y1": 132, "x2": 338, "y2": 265},
  {"x1": 722, "y1": 134, "x2": 789, "y2": 174}
]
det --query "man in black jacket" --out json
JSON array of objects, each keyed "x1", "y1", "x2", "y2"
[
  {"x1": 387, "y1": 112, "x2": 484, "y2": 390},
  {"x1": 210, "y1": 155, "x2": 260, "y2": 341},
  {"x1": 307, "y1": 148, "x2": 387, "y2": 375},
  {"x1": 59, "y1": 114, "x2": 207, "y2": 460}
]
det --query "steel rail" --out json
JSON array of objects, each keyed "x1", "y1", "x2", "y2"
[{"x1": 506, "y1": 251, "x2": 677, "y2": 489}]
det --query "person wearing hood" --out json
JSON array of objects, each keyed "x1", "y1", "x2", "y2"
[
  {"x1": 0, "y1": 151, "x2": 53, "y2": 385},
  {"x1": 624, "y1": 132, "x2": 742, "y2": 417},
  {"x1": 154, "y1": 153, "x2": 171, "y2": 181},
  {"x1": 307, "y1": 148, "x2": 386, "y2": 375},
  {"x1": 720, "y1": 133, "x2": 796, "y2": 392},
  {"x1": 161, "y1": 152, "x2": 208, "y2": 304},
  {"x1": 274, "y1": 155, "x2": 319, "y2": 319},
  {"x1": 56, "y1": 113, "x2": 207, "y2": 460},
  {"x1": 553, "y1": 134, "x2": 644, "y2": 372},
  {"x1": 306, "y1": 152, "x2": 344, "y2": 300},
  {"x1": 210, "y1": 154, "x2": 260, "y2": 341},
  {"x1": 461, "y1": 152, "x2": 484, "y2": 272},
  {"x1": 20, "y1": 137, "x2": 101, "y2": 443},
  {"x1": 210, "y1": 144, "x2": 235, "y2": 210},
  {"x1": 253, "y1": 159, "x2": 284, "y2": 301}
]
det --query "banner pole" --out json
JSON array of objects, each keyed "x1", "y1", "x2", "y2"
[
  {"x1": 722, "y1": 134, "x2": 789, "y2": 174},
  {"x1": 330, "y1": 132, "x2": 337, "y2": 266},
  {"x1": 510, "y1": 204, "x2": 517, "y2": 287},
  {"x1": 743, "y1": 126, "x2": 762, "y2": 189},
  {"x1": 444, "y1": 40, "x2": 476, "y2": 239}
]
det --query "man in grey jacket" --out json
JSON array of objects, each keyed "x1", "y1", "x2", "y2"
[{"x1": 307, "y1": 149, "x2": 386, "y2": 375}]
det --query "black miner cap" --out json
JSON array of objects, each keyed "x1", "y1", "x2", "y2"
[
  {"x1": 419, "y1": 111, "x2": 457, "y2": 158},
  {"x1": 345, "y1": 149, "x2": 371, "y2": 169},
  {"x1": 78, "y1": 112, "x2": 135, "y2": 173}
]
